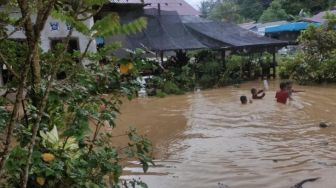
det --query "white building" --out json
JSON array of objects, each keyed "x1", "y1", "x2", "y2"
[
  {"x1": 1, "y1": 11, "x2": 97, "y2": 86},
  {"x1": 6, "y1": 11, "x2": 97, "y2": 57}
]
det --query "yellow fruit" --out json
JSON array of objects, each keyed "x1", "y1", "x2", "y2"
[
  {"x1": 127, "y1": 63, "x2": 134, "y2": 70},
  {"x1": 36, "y1": 176, "x2": 45, "y2": 186},
  {"x1": 120, "y1": 64, "x2": 129, "y2": 74},
  {"x1": 42, "y1": 153, "x2": 55, "y2": 162}
]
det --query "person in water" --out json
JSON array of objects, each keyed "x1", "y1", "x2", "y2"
[
  {"x1": 240, "y1": 95, "x2": 252, "y2": 104},
  {"x1": 285, "y1": 80, "x2": 305, "y2": 96},
  {"x1": 251, "y1": 88, "x2": 265, "y2": 99},
  {"x1": 240, "y1": 95, "x2": 248, "y2": 104},
  {"x1": 275, "y1": 82, "x2": 290, "y2": 104}
]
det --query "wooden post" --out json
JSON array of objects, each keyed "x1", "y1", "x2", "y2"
[
  {"x1": 245, "y1": 54, "x2": 252, "y2": 80},
  {"x1": 156, "y1": 51, "x2": 165, "y2": 70},
  {"x1": 273, "y1": 49, "x2": 276, "y2": 79},
  {"x1": 160, "y1": 51, "x2": 164, "y2": 64},
  {"x1": 221, "y1": 49, "x2": 226, "y2": 72},
  {"x1": 260, "y1": 52, "x2": 265, "y2": 79}
]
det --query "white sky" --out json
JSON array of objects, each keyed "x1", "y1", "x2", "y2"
[{"x1": 185, "y1": 0, "x2": 202, "y2": 10}]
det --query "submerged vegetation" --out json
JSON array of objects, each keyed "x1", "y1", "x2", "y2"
[{"x1": 140, "y1": 50, "x2": 276, "y2": 97}]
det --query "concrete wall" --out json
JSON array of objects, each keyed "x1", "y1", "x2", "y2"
[
  {"x1": 0, "y1": 12, "x2": 98, "y2": 87},
  {"x1": 6, "y1": 12, "x2": 97, "y2": 64}
]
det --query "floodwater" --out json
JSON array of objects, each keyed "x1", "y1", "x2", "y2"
[{"x1": 116, "y1": 81, "x2": 336, "y2": 188}]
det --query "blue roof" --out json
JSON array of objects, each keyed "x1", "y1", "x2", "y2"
[{"x1": 265, "y1": 22, "x2": 321, "y2": 33}]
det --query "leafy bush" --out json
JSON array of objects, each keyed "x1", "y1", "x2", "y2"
[
  {"x1": 173, "y1": 64, "x2": 196, "y2": 91},
  {"x1": 219, "y1": 55, "x2": 242, "y2": 86},
  {"x1": 279, "y1": 15, "x2": 336, "y2": 84},
  {"x1": 0, "y1": 1, "x2": 153, "y2": 187},
  {"x1": 278, "y1": 55, "x2": 301, "y2": 80},
  {"x1": 194, "y1": 51, "x2": 223, "y2": 88},
  {"x1": 155, "y1": 89, "x2": 167, "y2": 98},
  {"x1": 162, "y1": 81, "x2": 183, "y2": 95}
]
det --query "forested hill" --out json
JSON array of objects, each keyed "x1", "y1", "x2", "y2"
[{"x1": 200, "y1": 0, "x2": 336, "y2": 23}]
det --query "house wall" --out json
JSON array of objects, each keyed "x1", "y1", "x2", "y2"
[
  {"x1": 0, "y1": 12, "x2": 97, "y2": 87},
  {"x1": 6, "y1": 12, "x2": 97, "y2": 64},
  {"x1": 266, "y1": 31, "x2": 301, "y2": 44}
]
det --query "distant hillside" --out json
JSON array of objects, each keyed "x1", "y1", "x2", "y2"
[{"x1": 200, "y1": 0, "x2": 336, "y2": 23}]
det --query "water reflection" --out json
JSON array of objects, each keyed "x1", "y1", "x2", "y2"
[{"x1": 118, "y1": 81, "x2": 336, "y2": 188}]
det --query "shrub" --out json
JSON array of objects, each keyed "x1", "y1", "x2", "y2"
[
  {"x1": 279, "y1": 14, "x2": 336, "y2": 84},
  {"x1": 162, "y1": 81, "x2": 184, "y2": 95},
  {"x1": 278, "y1": 55, "x2": 300, "y2": 80},
  {"x1": 219, "y1": 55, "x2": 242, "y2": 86},
  {"x1": 155, "y1": 89, "x2": 167, "y2": 98},
  {"x1": 196, "y1": 60, "x2": 222, "y2": 88},
  {"x1": 0, "y1": 1, "x2": 153, "y2": 187}
]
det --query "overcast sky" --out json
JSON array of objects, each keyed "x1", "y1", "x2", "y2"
[{"x1": 186, "y1": 0, "x2": 202, "y2": 10}]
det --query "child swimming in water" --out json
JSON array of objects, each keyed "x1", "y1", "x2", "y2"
[
  {"x1": 240, "y1": 95, "x2": 248, "y2": 104},
  {"x1": 275, "y1": 82, "x2": 289, "y2": 104},
  {"x1": 240, "y1": 95, "x2": 252, "y2": 104},
  {"x1": 251, "y1": 88, "x2": 265, "y2": 99}
]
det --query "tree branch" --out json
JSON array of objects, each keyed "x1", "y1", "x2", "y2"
[
  {"x1": 0, "y1": 1, "x2": 36, "y2": 175},
  {"x1": 21, "y1": 29, "x2": 74, "y2": 188},
  {"x1": 58, "y1": 37, "x2": 95, "y2": 84},
  {"x1": 0, "y1": 12, "x2": 29, "y2": 41},
  {"x1": 76, "y1": 5, "x2": 104, "y2": 21},
  {"x1": 79, "y1": 38, "x2": 93, "y2": 64},
  {"x1": 0, "y1": 45, "x2": 32, "y2": 177}
]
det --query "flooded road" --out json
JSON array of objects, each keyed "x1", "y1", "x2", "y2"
[{"x1": 116, "y1": 81, "x2": 336, "y2": 188}]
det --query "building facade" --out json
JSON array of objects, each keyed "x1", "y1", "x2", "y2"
[
  {"x1": 0, "y1": 11, "x2": 97, "y2": 86},
  {"x1": 6, "y1": 12, "x2": 97, "y2": 58}
]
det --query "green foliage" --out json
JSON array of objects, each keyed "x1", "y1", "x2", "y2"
[
  {"x1": 325, "y1": 12, "x2": 336, "y2": 30},
  {"x1": 208, "y1": 0, "x2": 245, "y2": 23},
  {"x1": 197, "y1": 60, "x2": 222, "y2": 88},
  {"x1": 192, "y1": 50, "x2": 222, "y2": 88},
  {"x1": 155, "y1": 89, "x2": 167, "y2": 98},
  {"x1": 162, "y1": 81, "x2": 183, "y2": 95},
  {"x1": 237, "y1": 0, "x2": 264, "y2": 21},
  {"x1": 219, "y1": 55, "x2": 243, "y2": 86},
  {"x1": 281, "y1": 0, "x2": 336, "y2": 16},
  {"x1": 278, "y1": 55, "x2": 302, "y2": 80},
  {"x1": 299, "y1": 25, "x2": 336, "y2": 62},
  {"x1": 140, "y1": 51, "x2": 269, "y2": 96},
  {"x1": 259, "y1": 0, "x2": 289, "y2": 23},
  {"x1": 201, "y1": 0, "x2": 336, "y2": 23},
  {"x1": 1, "y1": 48, "x2": 153, "y2": 187},
  {"x1": 0, "y1": 1, "x2": 153, "y2": 187},
  {"x1": 91, "y1": 14, "x2": 147, "y2": 37},
  {"x1": 0, "y1": 40, "x2": 28, "y2": 83},
  {"x1": 279, "y1": 14, "x2": 336, "y2": 84},
  {"x1": 199, "y1": 0, "x2": 217, "y2": 18}
]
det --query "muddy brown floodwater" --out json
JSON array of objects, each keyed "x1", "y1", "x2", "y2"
[{"x1": 115, "y1": 81, "x2": 336, "y2": 188}]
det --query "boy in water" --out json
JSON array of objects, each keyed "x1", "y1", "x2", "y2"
[
  {"x1": 240, "y1": 95, "x2": 248, "y2": 104},
  {"x1": 251, "y1": 88, "x2": 265, "y2": 99},
  {"x1": 240, "y1": 95, "x2": 252, "y2": 104},
  {"x1": 275, "y1": 82, "x2": 290, "y2": 104}
]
